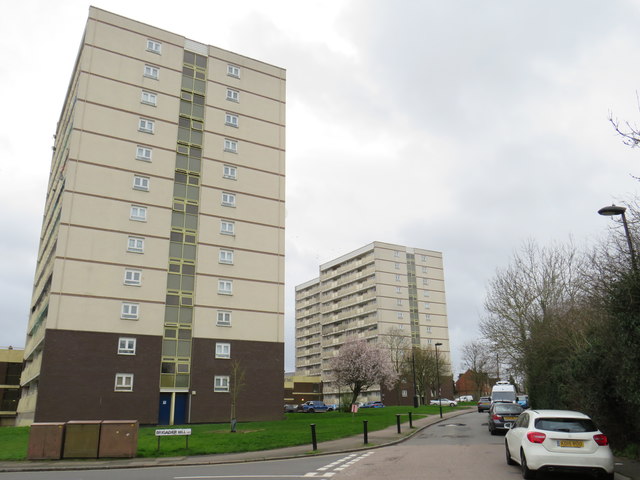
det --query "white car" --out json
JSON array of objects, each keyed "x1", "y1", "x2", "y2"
[
  {"x1": 429, "y1": 398, "x2": 457, "y2": 407},
  {"x1": 505, "y1": 409, "x2": 614, "y2": 480}
]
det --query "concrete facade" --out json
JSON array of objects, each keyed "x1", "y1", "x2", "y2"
[{"x1": 17, "y1": 7, "x2": 285, "y2": 425}]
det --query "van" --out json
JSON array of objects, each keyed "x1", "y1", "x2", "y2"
[
  {"x1": 491, "y1": 381, "x2": 517, "y2": 403},
  {"x1": 456, "y1": 395, "x2": 474, "y2": 402}
]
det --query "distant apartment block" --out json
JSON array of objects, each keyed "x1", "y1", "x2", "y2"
[
  {"x1": 0, "y1": 347, "x2": 23, "y2": 426},
  {"x1": 295, "y1": 242, "x2": 451, "y2": 403},
  {"x1": 17, "y1": 7, "x2": 285, "y2": 426}
]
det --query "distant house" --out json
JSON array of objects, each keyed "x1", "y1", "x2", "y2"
[
  {"x1": 0, "y1": 347, "x2": 23, "y2": 426},
  {"x1": 455, "y1": 369, "x2": 492, "y2": 399}
]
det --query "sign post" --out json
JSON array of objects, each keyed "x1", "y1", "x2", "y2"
[{"x1": 155, "y1": 428, "x2": 192, "y2": 450}]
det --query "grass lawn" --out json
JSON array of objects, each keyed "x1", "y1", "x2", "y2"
[{"x1": 0, "y1": 404, "x2": 464, "y2": 461}]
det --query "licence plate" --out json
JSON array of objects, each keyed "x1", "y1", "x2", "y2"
[
  {"x1": 504, "y1": 416, "x2": 517, "y2": 421},
  {"x1": 558, "y1": 440, "x2": 584, "y2": 448}
]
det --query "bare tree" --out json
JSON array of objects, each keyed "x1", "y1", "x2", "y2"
[
  {"x1": 609, "y1": 94, "x2": 640, "y2": 149},
  {"x1": 331, "y1": 339, "x2": 398, "y2": 406},
  {"x1": 460, "y1": 340, "x2": 492, "y2": 397},
  {"x1": 229, "y1": 360, "x2": 245, "y2": 432}
]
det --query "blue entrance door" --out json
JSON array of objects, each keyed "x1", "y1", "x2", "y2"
[
  {"x1": 158, "y1": 393, "x2": 172, "y2": 425},
  {"x1": 174, "y1": 393, "x2": 188, "y2": 425}
]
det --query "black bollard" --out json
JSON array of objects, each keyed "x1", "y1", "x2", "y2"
[
  {"x1": 396, "y1": 414, "x2": 401, "y2": 434},
  {"x1": 409, "y1": 411, "x2": 413, "y2": 428},
  {"x1": 363, "y1": 420, "x2": 368, "y2": 444},
  {"x1": 310, "y1": 423, "x2": 318, "y2": 451}
]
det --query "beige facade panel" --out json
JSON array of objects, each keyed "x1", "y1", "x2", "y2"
[
  {"x1": 193, "y1": 310, "x2": 283, "y2": 343},
  {"x1": 51, "y1": 296, "x2": 165, "y2": 336},
  {"x1": 202, "y1": 131, "x2": 283, "y2": 173},
  {"x1": 68, "y1": 162, "x2": 174, "y2": 207},
  {"x1": 72, "y1": 102, "x2": 178, "y2": 152},
  {"x1": 418, "y1": 301, "x2": 447, "y2": 316},
  {"x1": 79, "y1": 74, "x2": 180, "y2": 122},
  {"x1": 86, "y1": 15, "x2": 184, "y2": 69},
  {"x1": 200, "y1": 191, "x2": 282, "y2": 226},
  {"x1": 206, "y1": 106, "x2": 283, "y2": 147},
  {"x1": 197, "y1": 216, "x2": 283, "y2": 253},
  {"x1": 375, "y1": 271, "x2": 409, "y2": 287},
  {"x1": 208, "y1": 56, "x2": 285, "y2": 100},
  {"x1": 194, "y1": 277, "x2": 282, "y2": 312},
  {"x1": 197, "y1": 245, "x2": 282, "y2": 281},
  {"x1": 60, "y1": 193, "x2": 172, "y2": 237},
  {"x1": 206, "y1": 82, "x2": 285, "y2": 127},
  {"x1": 58, "y1": 225, "x2": 168, "y2": 267},
  {"x1": 50, "y1": 257, "x2": 167, "y2": 302},
  {"x1": 90, "y1": 7, "x2": 185, "y2": 48},
  {"x1": 65, "y1": 131, "x2": 175, "y2": 178},
  {"x1": 209, "y1": 45, "x2": 285, "y2": 80},
  {"x1": 202, "y1": 162, "x2": 284, "y2": 201},
  {"x1": 78, "y1": 46, "x2": 182, "y2": 96}
]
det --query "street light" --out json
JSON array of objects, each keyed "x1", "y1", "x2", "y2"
[
  {"x1": 598, "y1": 204, "x2": 637, "y2": 272},
  {"x1": 435, "y1": 342, "x2": 443, "y2": 419}
]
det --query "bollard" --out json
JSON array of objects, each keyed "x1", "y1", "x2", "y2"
[
  {"x1": 310, "y1": 424, "x2": 318, "y2": 451},
  {"x1": 409, "y1": 411, "x2": 413, "y2": 429},
  {"x1": 363, "y1": 420, "x2": 368, "y2": 444},
  {"x1": 396, "y1": 414, "x2": 401, "y2": 434}
]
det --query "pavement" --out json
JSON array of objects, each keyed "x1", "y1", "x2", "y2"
[{"x1": 0, "y1": 409, "x2": 638, "y2": 479}]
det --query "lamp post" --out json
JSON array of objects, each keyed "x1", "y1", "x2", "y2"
[
  {"x1": 598, "y1": 204, "x2": 637, "y2": 272},
  {"x1": 435, "y1": 342, "x2": 443, "y2": 418}
]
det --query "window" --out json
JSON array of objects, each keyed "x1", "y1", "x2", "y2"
[
  {"x1": 133, "y1": 175, "x2": 150, "y2": 191},
  {"x1": 402, "y1": 389, "x2": 408, "y2": 398},
  {"x1": 215, "y1": 342, "x2": 231, "y2": 359},
  {"x1": 395, "y1": 263, "x2": 400, "y2": 270},
  {"x1": 121, "y1": 302, "x2": 139, "y2": 320},
  {"x1": 115, "y1": 373, "x2": 134, "y2": 392},
  {"x1": 395, "y1": 274, "x2": 401, "y2": 282},
  {"x1": 138, "y1": 118, "x2": 155, "y2": 133},
  {"x1": 118, "y1": 337, "x2": 136, "y2": 355},
  {"x1": 124, "y1": 269, "x2": 142, "y2": 286},
  {"x1": 424, "y1": 302, "x2": 430, "y2": 309},
  {"x1": 136, "y1": 146, "x2": 152, "y2": 161},
  {"x1": 426, "y1": 327, "x2": 432, "y2": 334},
  {"x1": 146, "y1": 39, "x2": 162, "y2": 54},
  {"x1": 422, "y1": 266, "x2": 428, "y2": 273},
  {"x1": 130, "y1": 206, "x2": 147, "y2": 221},
  {"x1": 214, "y1": 375, "x2": 230, "y2": 392},
  {"x1": 224, "y1": 139, "x2": 238, "y2": 153},
  {"x1": 223, "y1": 165, "x2": 237, "y2": 179},
  {"x1": 143, "y1": 65, "x2": 159, "y2": 79},
  {"x1": 227, "y1": 64, "x2": 240, "y2": 77},
  {"x1": 219, "y1": 249, "x2": 234, "y2": 264},
  {"x1": 225, "y1": 113, "x2": 239, "y2": 127},
  {"x1": 217, "y1": 310, "x2": 231, "y2": 326},
  {"x1": 218, "y1": 279, "x2": 233, "y2": 294},
  {"x1": 396, "y1": 287, "x2": 401, "y2": 294},
  {"x1": 226, "y1": 88, "x2": 239, "y2": 102},
  {"x1": 427, "y1": 339, "x2": 433, "y2": 345},
  {"x1": 397, "y1": 299, "x2": 403, "y2": 306},
  {"x1": 221, "y1": 192, "x2": 236, "y2": 207},
  {"x1": 425, "y1": 313, "x2": 431, "y2": 321},
  {"x1": 397, "y1": 312, "x2": 403, "y2": 319},
  {"x1": 127, "y1": 236, "x2": 144, "y2": 253},
  {"x1": 220, "y1": 220, "x2": 235, "y2": 235},
  {"x1": 422, "y1": 278, "x2": 429, "y2": 286},
  {"x1": 141, "y1": 90, "x2": 157, "y2": 106},
  {"x1": 394, "y1": 250, "x2": 400, "y2": 257}
]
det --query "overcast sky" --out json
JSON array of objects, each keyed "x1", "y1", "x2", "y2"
[{"x1": 1, "y1": 0, "x2": 639, "y2": 376}]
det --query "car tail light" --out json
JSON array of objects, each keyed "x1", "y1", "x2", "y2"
[
  {"x1": 491, "y1": 414, "x2": 502, "y2": 421},
  {"x1": 526, "y1": 431, "x2": 546, "y2": 444},
  {"x1": 593, "y1": 434, "x2": 609, "y2": 446}
]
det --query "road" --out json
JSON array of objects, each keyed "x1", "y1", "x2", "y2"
[{"x1": 0, "y1": 411, "x2": 618, "y2": 480}]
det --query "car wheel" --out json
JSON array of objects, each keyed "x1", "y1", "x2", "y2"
[
  {"x1": 505, "y1": 441, "x2": 516, "y2": 465},
  {"x1": 600, "y1": 473, "x2": 614, "y2": 480},
  {"x1": 520, "y1": 451, "x2": 536, "y2": 479},
  {"x1": 450, "y1": 403, "x2": 455, "y2": 407},
  {"x1": 490, "y1": 427, "x2": 497, "y2": 435},
  {"x1": 308, "y1": 409, "x2": 314, "y2": 413}
]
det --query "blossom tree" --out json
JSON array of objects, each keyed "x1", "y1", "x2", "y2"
[{"x1": 331, "y1": 339, "x2": 398, "y2": 406}]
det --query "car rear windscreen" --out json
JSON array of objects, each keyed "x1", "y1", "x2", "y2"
[
  {"x1": 534, "y1": 418, "x2": 598, "y2": 433},
  {"x1": 495, "y1": 404, "x2": 523, "y2": 414}
]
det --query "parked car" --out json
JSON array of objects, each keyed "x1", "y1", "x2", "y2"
[
  {"x1": 284, "y1": 404, "x2": 298, "y2": 413},
  {"x1": 429, "y1": 398, "x2": 457, "y2": 407},
  {"x1": 516, "y1": 395, "x2": 530, "y2": 409},
  {"x1": 505, "y1": 409, "x2": 614, "y2": 480},
  {"x1": 325, "y1": 403, "x2": 338, "y2": 411},
  {"x1": 298, "y1": 400, "x2": 329, "y2": 413},
  {"x1": 455, "y1": 395, "x2": 474, "y2": 402},
  {"x1": 488, "y1": 402, "x2": 523, "y2": 435},
  {"x1": 477, "y1": 396, "x2": 492, "y2": 412},
  {"x1": 360, "y1": 401, "x2": 385, "y2": 408}
]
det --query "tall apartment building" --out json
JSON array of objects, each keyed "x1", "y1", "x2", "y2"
[
  {"x1": 295, "y1": 242, "x2": 450, "y2": 403},
  {"x1": 17, "y1": 7, "x2": 285, "y2": 426}
]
